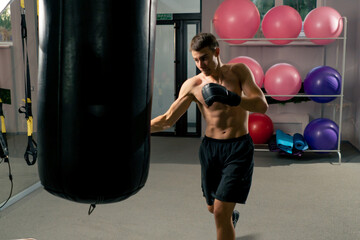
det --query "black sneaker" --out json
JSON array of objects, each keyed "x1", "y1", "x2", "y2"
[{"x1": 232, "y1": 210, "x2": 240, "y2": 228}]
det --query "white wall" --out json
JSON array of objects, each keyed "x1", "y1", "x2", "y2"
[
  {"x1": 202, "y1": 0, "x2": 360, "y2": 149},
  {"x1": 5, "y1": 0, "x2": 38, "y2": 133},
  {"x1": 0, "y1": 46, "x2": 16, "y2": 132}
]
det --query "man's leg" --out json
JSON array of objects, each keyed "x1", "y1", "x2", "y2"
[
  {"x1": 207, "y1": 203, "x2": 239, "y2": 227},
  {"x1": 213, "y1": 199, "x2": 236, "y2": 240}
]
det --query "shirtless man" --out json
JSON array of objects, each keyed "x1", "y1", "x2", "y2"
[{"x1": 151, "y1": 33, "x2": 268, "y2": 240}]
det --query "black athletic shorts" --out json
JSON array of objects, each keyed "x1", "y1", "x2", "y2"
[{"x1": 198, "y1": 134, "x2": 254, "y2": 206}]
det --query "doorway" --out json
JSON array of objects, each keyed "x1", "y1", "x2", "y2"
[{"x1": 152, "y1": 13, "x2": 201, "y2": 136}]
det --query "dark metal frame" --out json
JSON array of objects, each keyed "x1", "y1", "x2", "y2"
[{"x1": 153, "y1": 13, "x2": 201, "y2": 137}]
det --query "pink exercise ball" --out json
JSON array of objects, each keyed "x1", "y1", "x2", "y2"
[
  {"x1": 262, "y1": 5, "x2": 302, "y2": 45},
  {"x1": 264, "y1": 63, "x2": 302, "y2": 101},
  {"x1": 304, "y1": 7, "x2": 343, "y2": 45},
  {"x1": 213, "y1": 0, "x2": 260, "y2": 44},
  {"x1": 228, "y1": 56, "x2": 264, "y2": 88}
]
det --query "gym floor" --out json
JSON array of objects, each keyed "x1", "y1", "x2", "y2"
[{"x1": 1, "y1": 136, "x2": 360, "y2": 240}]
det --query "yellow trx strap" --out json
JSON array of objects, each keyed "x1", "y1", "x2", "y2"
[
  {"x1": 19, "y1": 1, "x2": 37, "y2": 165},
  {"x1": 20, "y1": 0, "x2": 39, "y2": 15},
  {"x1": 0, "y1": 97, "x2": 12, "y2": 210}
]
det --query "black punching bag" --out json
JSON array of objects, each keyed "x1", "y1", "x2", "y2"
[{"x1": 37, "y1": 0, "x2": 157, "y2": 204}]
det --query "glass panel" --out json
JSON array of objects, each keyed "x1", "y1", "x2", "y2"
[
  {"x1": 251, "y1": 0, "x2": 275, "y2": 20},
  {"x1": 0, "y1": 5, "x2": 11, "y2": 42},
  {"x1": 187, "y1": 23, "x2": 197, "y2": 133},
  {"x1": 251, "y1": 0, "x2": 317, "y2": 37},
  {"x1": 283, "y1": 0, "x2": 316, "y2": 20},
  {"x1": 157, "y1": 0, "x2": 200, "y2": 14},
  {"x1": 152, "y1": 25, "x2": 175, "y2": 133},
  {"x1": 251, "y1": 0, "x2": 274, "y2": 37}
]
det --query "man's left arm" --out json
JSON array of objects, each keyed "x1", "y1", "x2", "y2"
[{"x1": 233, "y1": 63, "x2": 268, "y2": 113}]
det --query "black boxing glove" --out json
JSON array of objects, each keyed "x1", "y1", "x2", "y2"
[{"x1": 201, "y1": 83, "x2": 241, "y2": 107}]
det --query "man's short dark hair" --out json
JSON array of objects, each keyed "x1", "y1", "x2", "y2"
[{"x1": 190, "y1": 33, "x2": 219, "y2": 52}]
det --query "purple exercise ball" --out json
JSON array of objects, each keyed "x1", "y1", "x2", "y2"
[
  {"x1": 304, "y1": 118, "x2": 339, "y2": 150},
  {"x1": 304, "y1": 66, "x2": 341, "y2": 103}
]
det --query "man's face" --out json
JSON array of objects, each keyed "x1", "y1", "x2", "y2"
[{"x1": 192, "y1": 47, "x2": 219, "y2": 76}]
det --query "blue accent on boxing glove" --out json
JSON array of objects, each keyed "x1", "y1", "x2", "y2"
[{"x1": 201, "y1": 83, "x2": 241, "y2": 107}]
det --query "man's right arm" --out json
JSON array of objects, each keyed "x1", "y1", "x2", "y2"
[{"x1": 151, "y1": 78, "x2": 196, "y2": 133}]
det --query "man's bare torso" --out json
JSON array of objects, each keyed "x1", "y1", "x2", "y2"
[{"x1": 190, "y1": 64, "x2": 249, "y2": 139}]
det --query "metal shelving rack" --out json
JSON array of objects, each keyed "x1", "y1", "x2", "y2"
[{"x1": 211, "y1": 17, "x2": 348, "y2": 164}]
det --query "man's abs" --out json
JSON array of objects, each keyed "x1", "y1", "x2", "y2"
[{"x1": 202, "y1": 104, "x2": 249, "y2": 139}]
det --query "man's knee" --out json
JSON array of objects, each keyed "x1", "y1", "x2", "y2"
[
  {"x1": 213, "y1": 200, "x2": 235, "y2": 222},
  {"x1": 213, "y1": 205, "x2": 227, "y2": 221}
]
